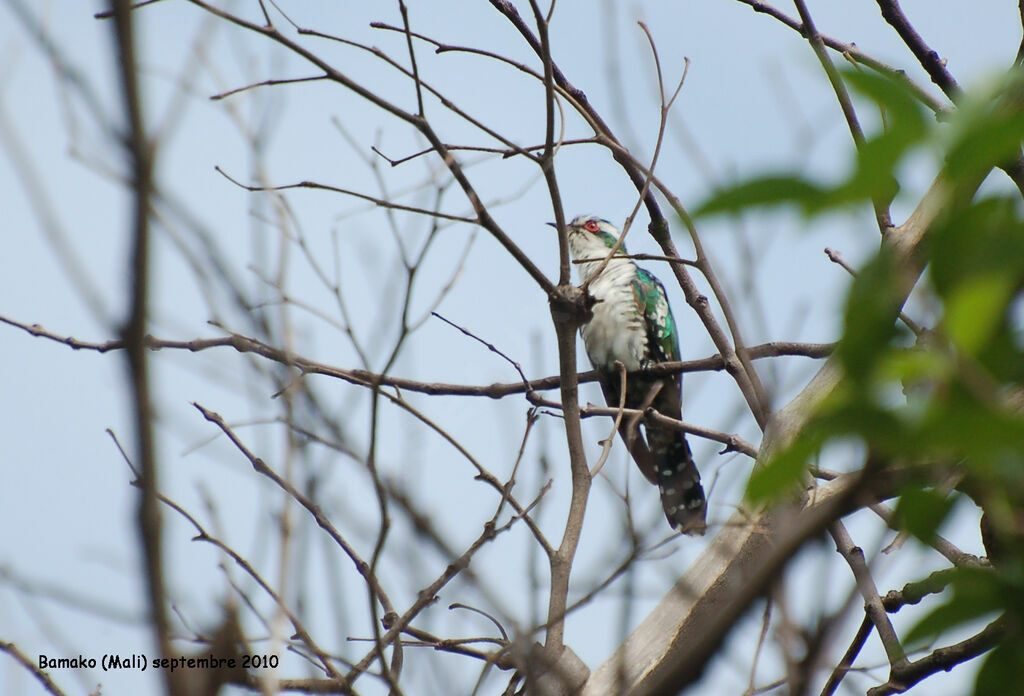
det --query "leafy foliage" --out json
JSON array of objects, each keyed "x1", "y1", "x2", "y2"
[{"x1": 699, "y1": 68, "x2": 1024, "y2": 692}]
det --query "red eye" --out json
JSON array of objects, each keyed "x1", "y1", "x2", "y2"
[{"x1": 584, "y1": 220, "x2": 600, "y2": 233}]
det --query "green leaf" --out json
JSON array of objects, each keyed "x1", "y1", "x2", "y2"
[
  {"x1": 945, "y1": 273, "x2": 1016, "y2": 355},
  {"x1": 905, "y1": 567, "x2": 1003, "y2": 647},
  {"x1": 927, "y1": 196, "x2": 1024, "y2": 361},
  {"x1": 878, "y1": 347, "x2": 951, "y2": 393},
  {"x1": 695, "y1": 176, "x2": 827, "y2": 217},
  {"x1": 836, "y1": 69, "x2": 929, "y2": 204},
  {"x1": 841, "y1": 68, "x2": 929, "y2": 139},
  {"x1": 892, "y1": 487, "x2": 956, "y2": 542},
  {"x1": 695, "y1": 72, "x2": 931, "y2": 221},
  {"x1": 830, "y1": 132, "x2": 903, "y2": 205},
  {"x1": 746, "y1": 429, "x2": 824, "y2": 503},
  {"x1": 930, "y1": 197, "x2": 1024, "y2": 293},
  {"x1": 835, "y1": 247, "x2": 902, "y2": 381},
  {"x1": 921, "y1": 397, "x2": 1024, "y2": 466},
  {"x1": 945, "y1": 103, "x2": 1024, "y2": 182},
  {"x1": 815, "y1": 399, "x2": 909, "y2": 453},
  {"x1": 976, "y1": 638, "x2": 1024, "y2": 696}
]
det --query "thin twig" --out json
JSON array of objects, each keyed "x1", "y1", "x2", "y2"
[
  {"x1": 792, "y1": 0, "x2": 893, "y2": 234},
  {"x1": 874, "y1": 0, "x2": 961, "y2": 101},
  {"x1": 732, "y1": 0, "x2": 949, "y2": 113},
  {"x1": 573, "y1": 253, "x2": 698, "y2": 267},
  {"x1": 819, "y1": 616, "x2": 873, "y2": 696},
  {"x1": 214, "y1": 166, "x2": 478, "y2": 224},
  {"x1": 746, "y1": 599, "x2": 773, "y2": 696},
  {"x1": 370, "y1": 138, "x2": 595, "y2": 167},
  {"x1": 865, "y1": 618, "x2": 1006, "y2": 696},
  {"x1": 397, "y1": 0, "x2": 424, "y2": 116},
  {"x1": 578, "y1": 23, "x2": 688, "y2": 296},
  {"x1": 532, "y1": 396, "x2": 759, "y2": 458},
  {"x1": 362, "y1": 625, "x2": 510, "y2": 667},
  {"x1": 108, "y1": 430, "x2": 346, "y2": 683},
  {"x1": 813, "y1": 467, "x2": 978, "y2": 567},
  {"x1": 191, "y1": 403, "x2": 398, "y2": 619},
  {"x1": 0, "y1": 313, "x2": 833, "y2": 398},
  {"x1": 881, "y1": 567, "x2": 963, "y2": 613},
  {"x1": 344, "y1": 471, "x2": 543, "y2": 683},
  {"x1": 828, "y1": 522, "x2": 908, "y2": 670},
  {"x1": 209, "y1": 74, "x2": 328, "y2": 100},
  {"x1": 180, "y1": 0, "x2": 554, "y2": 293},
  {"x1": 449, "y1": 603, "x2": 511, "y2": 643},
  {"x1": 824, "y1": 247, "x2": 924, "y2": 335},
  {"x1": 590, "y1": 361, "x2": 629, "y2": 477},
  {"x1": 0, "y1": 641, "x2": 68, "y2": 696},
  {"x1": 432, "y1": 312, "x2": 532, "y2": 390}
]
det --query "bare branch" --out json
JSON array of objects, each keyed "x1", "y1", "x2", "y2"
[
  {"x1": 565, "y1": 399, "x2": 758, "y2": 458},
  {"x1": 828, "y1": 521, "x2": 907, "y2": 670},
  {"x1": 192, "y1": 402, "x2": 397, "y2": 619},
  {"x1": 344, "y1": 476, "x2": 541, "y2": 683},
  {"x1": 573, "y1": 253, "x2": 698, "y2": 267},
  {"x1": 578, "y1": 23, "x2": 688, "y2": 297},
  {"x1": 214, "y1": 166, "x2": 478, "y2": 224},
  {"x1": 151, "y1": 478, "x2": 347, "y2": 683},
  {"x1": 590, "y1": 361, "x2": 629, "y2": 478},
  {"x1": 432, "y1": 311, "x2": 532, "y2": 390},
  {"x1": 581, "y1": 472, "x2": 882, "y2": 695},
  {"x1": 814, "y1": 468, "x2": 978, "y2": 567},
  {"x1": 543, "y1": 284, "x2": 593, "y2": 654},
  {"x1": 792, "y1": 0, "x2": 893, "y2": 234},
  {"x1": 107, "y1": 2, "x2": 178, "y2": 692},
  {"x1": 582, "y1": 166, "x2": 973, "y2": 695},
  {"x1": 866, "y1": 618, "x2": 1006, "y2": 696},
  {"x1": 397, "y1": 0, "x2": 425, "y2": 116},
  {"x1": 881, "y1": 567, "x2": 962, "y2": 613},
  {"x1": 875, "y1": 0, "x2": 961, "y2": 101},
  {"x1": 177, "y1": 0, "x2": 554, "y2": 293},
  {"x1": 448, "y1": 603, "x2": 511, "y2": 643},
  {"x1": 732, "y1": 0, "x2": 949, "y2": 113},
  {"x1": 0, "y1": 641, "x2": 68, "y2": 696},
  {"x1": 0, "y1": 313, "x2": 833, "y2": 397},
  {"x1": 819, "y1": 616, "x2": 873, "y2": 696},
  {"x1": 209, "y1": 74, "x2": 329, "y2": 100}
]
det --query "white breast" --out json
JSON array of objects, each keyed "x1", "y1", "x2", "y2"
[{"x1": 579, "y1": 258, "x2": 647, "y2": 371}]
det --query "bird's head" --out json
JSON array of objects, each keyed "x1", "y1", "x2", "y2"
[{"x1": 549, "y1": 215, "x2": 623, "y2": 259}]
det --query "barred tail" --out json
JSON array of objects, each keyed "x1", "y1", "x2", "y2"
[{"x1": 652, "y1": 431, "x2": 706, "y2": 535}]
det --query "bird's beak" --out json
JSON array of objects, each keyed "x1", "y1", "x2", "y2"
[{"x1": 546, "y1": 222, "x2": 558, "y2": 228}]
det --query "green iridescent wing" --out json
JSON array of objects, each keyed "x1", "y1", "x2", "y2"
[{"x1": 632, "y1": 267, "x2": 680, "y2": 363}]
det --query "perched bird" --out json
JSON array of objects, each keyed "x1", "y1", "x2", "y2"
[{"x1": 557, "y1": 215, "x2": 706, "y2": 533}]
